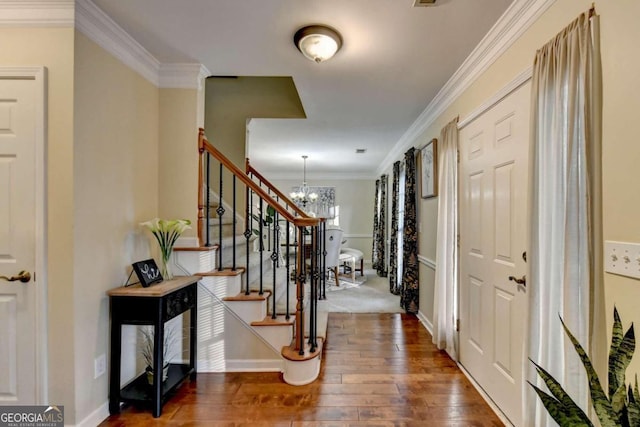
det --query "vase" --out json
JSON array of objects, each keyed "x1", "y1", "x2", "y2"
[
  {"x1": 160, "y1": 250, "x2": 173, "y2": 280},
  {"x1": 146, "y1": 365, "x2": 169, "y2": 385}
]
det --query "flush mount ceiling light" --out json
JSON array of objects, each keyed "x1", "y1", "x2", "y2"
[{"x1": 294, "y1": 25, "x2": 342, "y2": 63}]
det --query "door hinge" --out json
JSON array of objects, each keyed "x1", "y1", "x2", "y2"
[
  {"x1": 457, "y1": 149, "x2": 460, "y2": 163},
  {"x1": 457, "y1": 234, "x2": 460, "y2": 247},
  {"x1": 456, "y1": 319, "x2": 460, "y2": 332}
]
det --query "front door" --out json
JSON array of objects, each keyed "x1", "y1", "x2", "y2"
[
  {"x1": 0, "y1": 71, "x2": 42, "y2": 405},
  {"x1": 458, "y1": 81, "x2": 530, "y2": 425}
]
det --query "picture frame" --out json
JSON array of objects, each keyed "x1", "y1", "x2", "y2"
[
  {"x1": 132, "y1": 259, "x2": 163, "y2": 287},
  {"x1": 420, "y1": 138, "x2": 438, "y2": 199}
]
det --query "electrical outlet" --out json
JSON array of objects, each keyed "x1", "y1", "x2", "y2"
[
  {"x1": 604, "y1": 240, "x2": 640, "y2": 280},
  {"x1": 94, "y1": 354, "x2": 106, "y2": 379}
]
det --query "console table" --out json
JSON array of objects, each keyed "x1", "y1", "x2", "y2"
[{"x1": 107, "y1": 275, "x2": 200, "y2": 417}]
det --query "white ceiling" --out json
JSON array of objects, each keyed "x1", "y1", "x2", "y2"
[{"x1": 92, "y1": 0, "x2": 513, "y2": 179}]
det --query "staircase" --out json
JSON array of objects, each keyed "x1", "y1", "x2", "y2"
[{"x1": 170, "y1": 128, "x2": 327, "y2": 385}]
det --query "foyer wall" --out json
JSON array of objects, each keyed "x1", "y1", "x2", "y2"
[
  {"x1": 73, "y1": 31, "x2": 160, "y2": 423},
  {"x1": 391, "y1": 0, "x2": 640, "y2": 379},
  {"x1": 269, "y1": 177, "x2": 375, "y2": 262},
  {"x1": 0, "y1": 26, "x2": 77, "y2": 421}
]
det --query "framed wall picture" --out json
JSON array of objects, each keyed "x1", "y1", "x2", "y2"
[{"x1": 420, "y1": 138, "x2": 438, "y2": 198}]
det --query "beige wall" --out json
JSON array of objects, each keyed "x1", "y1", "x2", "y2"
[
  {"x1": 204, "y1": 76, "x2": 306, "y2": 170},
  {"x1": 159, "y1": 88, "x2": 201, "y2": 237},
  {"x1": 0, "y1": 27, "x2": 77, "y2": 420},
  {"x1": 204, "y1": 77, "x2": 306, "y2": 226},
  {"x1": 270, "y1": 178, "x2": 375, "y2": 261},
  {"x1": 73, "y1": 31, "x2": 160, "y2": 422}
]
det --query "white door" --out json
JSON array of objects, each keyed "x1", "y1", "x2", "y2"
[
  {"x1": 458, "y1": 81, "x2": 530, "y2": 426},
  {"x1": 0, "y1": 73, "x2": 40, "y2": 405}
]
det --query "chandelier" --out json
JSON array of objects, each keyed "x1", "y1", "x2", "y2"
[{"x1": 290, "y1": 155, "x2": 318, "y2": 207}]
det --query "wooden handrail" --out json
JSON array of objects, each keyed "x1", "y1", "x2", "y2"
[
  {"x1": 198, "y1": 128, "x2": 319, "y2": 228},
  {"x1": 245, "y1": 158, "x2": 309, "y2": 218}
]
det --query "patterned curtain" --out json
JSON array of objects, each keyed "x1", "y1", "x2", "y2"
[
  {"x1": 400, "y1": 148, "x2": 419, "y2": 313},
  {"x1": 376, "y1": 175, "x2": 388, "y2": 277},
  {"x1": 389, "y1": 162, "x2": 401, "y2": 294},
  {"x1": 371, "y1": 179, "x2": 380, "y2": 271}
]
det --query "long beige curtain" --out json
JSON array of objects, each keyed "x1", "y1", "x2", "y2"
[
  {"x1": 433, "y1": 118, "x2": 458, "y2": 359},
  {"x1": 525, "y1": 9, "x2": 603, "y2": 426}
]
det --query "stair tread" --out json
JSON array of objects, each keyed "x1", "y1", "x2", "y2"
[
  {"x1": 174, "y1": 245, "x2": 218, "y2": 252},
  {"x1": 281, "y1": 340, "x2": 323, "y2": 362},
  {"x1": 223, "y1": 290, "x2": 271, "y2": 302},
  {"x1": 197, "y1": 267, "x2": 245, "y2": 277},
  {"x1": 251, "y1": 315, "x2": 294, "y2": 327}
]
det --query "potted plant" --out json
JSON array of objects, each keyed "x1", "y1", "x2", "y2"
[
  {"x1": 530, "y1": 306, "x2": 638, "y2": 426},
  {"x1": 139, "y1": 326, "x2": 178, "y2": 385}
]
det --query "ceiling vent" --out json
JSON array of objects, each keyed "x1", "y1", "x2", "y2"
[
  {"x1": 413, "y1": 0, "x2": 436, "y2": 6},
  {"x1": 355, "y1": 148, "x2": 367, "y2": 154}
]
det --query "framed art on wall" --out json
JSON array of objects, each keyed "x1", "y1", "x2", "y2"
[{"x1": 421, "y1": 138, "x2": 438, "y2": 198}]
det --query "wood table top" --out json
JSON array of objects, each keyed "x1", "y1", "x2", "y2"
[{"x1": 107, "y1": 275, "x2": 201, "y2": 298}]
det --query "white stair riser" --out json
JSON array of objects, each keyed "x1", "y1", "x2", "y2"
[
  {"x1": 224, "y1": 300, "x2": 267, "y2": 324},
  {"x1": 199, "y1": 275, "x2": 242, "y2": 299},
  {"x1": 173, "y1": 249, "x2": 215, "y2": 273},
  {"x1": 254, "y1": 325, "x2": 293, "y2": 351},
  {"x1": 282, "y1": 342, "x2": 323, "y2": 386}
]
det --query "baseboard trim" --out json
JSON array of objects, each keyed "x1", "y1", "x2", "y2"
[
  {"x1": 73, "y1": 400, "x2": 110, "y2": 427},
  {"x1": 456, "y1": 363, "x2": 514, "y2": 427},
  {"x1": 416, "y1": 310, "x2": 433, "y2": 336},
  {"x1": 197, "y1": 358, "x2": 284, "y2": 373}
]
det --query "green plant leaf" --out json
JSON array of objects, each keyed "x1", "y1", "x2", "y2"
[
  {"x1": 610, "y1": 308, "x2": 635, "y2": 402},
  {"x1": 628, "y1": 379, "x2": 640, "y2": 427},
  {"x1": 611, "y1": 384, "x2": 629, "y2": 425},
  {"x1": 266, "y1": 205, "x2": 276, "y2": 217},
  {"x1": 529, "y1": 382, "x2": 594, "y2": 426},
  {"x1": 559, "y1": 316, "x2": 620, "y2": 427},
  {"x1": 530, "y1": 360, "x2": 592, "y2": 423},
  {"x1": 610, "y1": 307, "x2": 625, "y2": 397}
]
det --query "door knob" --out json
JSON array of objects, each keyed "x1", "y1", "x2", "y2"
[
  {"x1": 508, "y1": 275, "x2": 526, "y2": 286},
  {"x1": 0, "y1": 270, "x2": 31, "y2": 283}
]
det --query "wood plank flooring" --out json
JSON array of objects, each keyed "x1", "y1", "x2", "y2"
[{"x1": 100, "y1": 313, "x2": 504, "y2": 426}]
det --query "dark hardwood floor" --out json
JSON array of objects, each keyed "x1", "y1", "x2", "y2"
[{"x1": 100, "y1": 313, "x2": 504, "y2": 426}]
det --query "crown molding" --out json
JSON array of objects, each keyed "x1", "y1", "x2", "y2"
[
  {"x1": 75, "y1": 0, "x2": 160, "y2": 85},
  {"x1": 75, "y1": 0, "x2": 208, "y2": 89},
  {"x1": 159, "y1": 63, "x2": 210, "y2": 90},
  {"x1": 377, "y1": 0, "x2": 556, "y2": 175},
  {"x1": 0, "y1": 0, "x2": 74, "y2": 27}
]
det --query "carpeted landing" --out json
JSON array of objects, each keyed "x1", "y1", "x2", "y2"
[{"x1": 318, "y1": 268, "x2": 403, "y2": 313}]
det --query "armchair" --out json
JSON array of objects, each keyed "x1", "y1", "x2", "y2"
[{"x1": 325, "y1": 228, "x2": 344, "y2": 286}]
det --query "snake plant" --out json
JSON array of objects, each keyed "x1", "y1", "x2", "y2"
[{"x1": 530, "y1": 307, "x2": 639, "y2": 426}]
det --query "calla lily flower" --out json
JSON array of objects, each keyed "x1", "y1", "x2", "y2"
[{"x1": 141, "y1": 218, "x2": 191, "y2": 279}]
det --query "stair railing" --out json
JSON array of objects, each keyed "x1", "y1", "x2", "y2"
[{"x1": 197, "y1": 128, "x2": 321, "y2": 355}]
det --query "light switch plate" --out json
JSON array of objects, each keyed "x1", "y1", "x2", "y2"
[{"x1": 604, "y1": 240, "x2": 640, "y2": 280}]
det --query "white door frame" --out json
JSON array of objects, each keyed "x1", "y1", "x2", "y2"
[
  {"x1": 0, "y1": 66, "x2": 48, "y2": 404},
  {"x1": 455, "y1": 66, "x2": 533, "y2": 426}
]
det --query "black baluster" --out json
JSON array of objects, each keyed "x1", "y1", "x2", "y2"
[
  {"x1": 205, "y1": 153, "x2": 211, "y2": 247},
  {"x1": 285, "y1": 220, "x2": 291, "y2": 320},
  {"x1": 218, "y1": 163, "x2": 224, "y2": 271},
  {"x1": 259, "y1": 197, "x2": 264, "y2": 295},
  {"x1": 232, "y1": 175, "x2": 237, "y2": 270},
  {"x1": 244, "y1": 187, "x2": 252, "y2": 295},
  {"x1": 271, "y1": 211, "x2": 278, "y2": 320}
]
